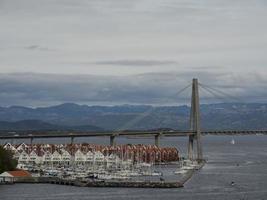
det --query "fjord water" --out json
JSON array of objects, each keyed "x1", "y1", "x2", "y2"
[{"x1": 1, "y1": 135, "x2": 267, "y2": 200}]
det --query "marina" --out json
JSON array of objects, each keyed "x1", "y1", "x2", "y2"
[{"x1": 0, "y1": 140, "x2": 204, "y2": 188}]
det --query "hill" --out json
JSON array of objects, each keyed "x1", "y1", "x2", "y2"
[
  {"x1": 0, "y1": 103, "x2": 267, "y2": 130},
  {"x1": 0, "y1": 119, "x2": 103, "y2": 132}
]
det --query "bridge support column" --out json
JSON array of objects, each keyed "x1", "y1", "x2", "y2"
[
  {"x1": 188, "y1": 135, "x2": 194, "y2": 160},
  {"x1": 155, "y1": 133, "x2": 162, "y2": 147},
  {"x1": 188, "y1": 78, "x2": 203, "y2": 162},
  {"x1": 71, "y1": 137, "x2": 74, "y2": 145},
  {"x1": 155, "y1": 134, "x2": 160, "y2": 147},
  {"x1": 30, "y1": 137, "x2": 33, "y2": 147},
  {"x1": 110, "y1": 135, "x2": 116, "y2": 146}
]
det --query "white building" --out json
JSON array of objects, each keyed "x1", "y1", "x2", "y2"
[
  {"x1": 0, "y1": 172, "x2": 14, "y2": 183},
  {"x1": 3, "y1": 143, "x2": 16, "y2": 151},
  {"x1": 16, "y1": 143, "x2": 28, "y2": 151},
  {"x1": 13, "y1": 151, "x2": 20, "y2": 160},
  {"x1": 18, "y1": 150, "x2": 30, "y2": 164},
  {"x1": 61, "y1": 150, "x2": 72, "y2": 165},
  {"x1": 106, "y1": 153, "x2": 120, "y2": 168},
  {"x1": 29, "y1": 150, "x2": 42, "y2": 165},
  {"x1": 86, "y1": 151, "x2": 94, "y2": 164},
  {"x1": 43, "y1": 151, "x2": 52, "y2": 165},
  {"x1": 74, "y1": 149, "x2": 86, "y2": 165},
  {"x1": 94, "y1": 151, "x2": 105, "y2": 164},
  {"x1": 52, "y1": 150, "x2": 62, "y2": 164}
]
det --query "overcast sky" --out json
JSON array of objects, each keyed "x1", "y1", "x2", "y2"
[{"x1": 0, "y1": 0, "x2": 267, "y2": 107}]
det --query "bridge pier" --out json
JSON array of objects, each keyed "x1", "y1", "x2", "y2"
[
  {"x1": 110, "y1": 135, "x2": 116, "y2": 146},
  {"x1": 30, "y1": 137, "x2": 33, "y2": 146},
  {"x1": 188, "y1": 135, "x2": 194, "y2": 160},
  {"x1": 71, "y1": 137, "x2": 74, "y2": 145},
  {"x1": 188, "y1": 78, "x2": 203, "y2": 162},
  {"x1": 155, "y1": 133, "x2": 162, "y2": 147}
]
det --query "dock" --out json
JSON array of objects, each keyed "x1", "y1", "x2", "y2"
[
  {"x1": 11, "y1": 176, "x2": 186, "y2": 188},
  {"x1": 46, "y1": 178, "x2": 184, "y2": 188}
]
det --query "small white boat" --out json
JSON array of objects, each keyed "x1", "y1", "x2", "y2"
[
  {"x1": 175, "y1": 159, "x2": 198, "y2": 173},
  {"x1": 151, "y1": 171, "x2": 163, "y2": 176},
  {"x1": 174, "y1": 169, "x2": 188, "y2": 175},
  {"x1": 181, "y1": 165, "x2": 195, "y2": 170},
  {"x1": 231, "y1": 138, "x2": 235, "y2": 145},
  {"x1": 142, "y1": 171, "x2": 162, "y2": 176}
]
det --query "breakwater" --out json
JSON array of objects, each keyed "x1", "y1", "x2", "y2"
[
  {"x1": 12, "y1": 176, "x2": 186, "y2": 188},
  {"x1": 49, "y1": 179, "x2": 184, "y2": 188}
]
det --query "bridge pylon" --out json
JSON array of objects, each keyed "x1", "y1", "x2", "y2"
[{"x1": 188, "y1": 78, "x2": 203, "y2": 162}]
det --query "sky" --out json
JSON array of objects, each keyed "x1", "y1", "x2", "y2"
[{"x1": 0, "y1": 0, "x2": 267, "y2": 107}]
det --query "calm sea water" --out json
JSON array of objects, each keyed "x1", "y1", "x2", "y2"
[{"x1": 1, "y1": 135, "x2": 267, "y2": 200}]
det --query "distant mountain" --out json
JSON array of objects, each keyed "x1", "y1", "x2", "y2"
[
  {"x1": 0, "y1": 120, "x2": 104, "y2": 132},
  {"x1": 1, "y1": 103, "x2": 267, "y2": 130},
  {"x1": 0, "y1": 120, "x2": 59, "y2": 131}
]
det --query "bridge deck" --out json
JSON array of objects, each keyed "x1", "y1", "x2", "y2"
[{"x1": 0, "y1": 130, "x2": 266, "y2": 140}]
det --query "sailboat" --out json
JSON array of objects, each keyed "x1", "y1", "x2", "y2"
[{"x1": 231, "y1": 138, "x2": 235, "y2": 145}]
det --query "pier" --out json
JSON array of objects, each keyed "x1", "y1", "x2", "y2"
[{"x1": 11, "y1": 174, "x2": 194, "y2": 188}]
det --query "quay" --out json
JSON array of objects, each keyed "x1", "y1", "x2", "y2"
[
  {"x1": 49, "y1": 179, "x2": 184, "y2": 188},
  {"x1": 12, "y1": 176, "x2": 187, "y2": 188}
]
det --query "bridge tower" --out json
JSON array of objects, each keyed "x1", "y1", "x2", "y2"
[{"x1": 188, "y1": 78, "x2": 203, "y2": 162}]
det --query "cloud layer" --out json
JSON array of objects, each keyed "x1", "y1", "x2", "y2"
[
  {"x1": 95, "y1": 60, "x2": 178, "y2": 66},
  {"x1": 0, "y1": 72, "x2": 267, "y2": 107},
  {"x1": 0, "y1": 0, "x2": 267, "y2": 106}
]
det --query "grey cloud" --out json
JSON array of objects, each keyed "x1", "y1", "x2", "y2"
[
  {"x1": 25, "y1": 45, "x2": 54, "y2": 52},
  {"x1": 26, "y1": 45, "x2": 39, "y2": 50},
  {"x1": 0, "y1": 72, "x2": 266, "y2": 107},
  {"x1": 95, "y1": 60, "x2": 178, "y2": 66}
]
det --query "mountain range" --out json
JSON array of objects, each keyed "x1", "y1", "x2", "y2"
[{"x1": 0, "y1": 103, "x2": 267, "y2": 131}]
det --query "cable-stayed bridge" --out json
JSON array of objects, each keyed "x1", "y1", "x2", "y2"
[{"x1": 0, "y1": 78, "x2": 266, "y2": 162}]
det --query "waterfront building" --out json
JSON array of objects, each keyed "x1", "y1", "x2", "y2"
[
  {"x1": 61, "y1": 149, "x2": 71, "y2": 166},
  {"x1": 94, "y1": 151, "x2": 105, "y2": 165},
  {"x1": 16, "y1": 143, "x2": 28, "y2": 151},
  {"x1": 52, "y1": 150, "x2": 62, "y2": 165},
  {"x1": 74, "y1": 149, "x2": 86, "y2": 165},
  {"x1": 3, "y1": 143, "x2": 16, "y2": 151},
  {"x1": 29, "y1": 150, "x2": 42, "y2": 164},
  {"x1": 85, "y1": 151, "x2": 94, "y2": 164},
  {"x1": 0, "y1": 170, "x2": 31, "y2": 183},
  {"x1": 43, "y1": 150, "x2": 52, "y2": 165},
  {"x1": 18, "y1": 150, "x2": 30, "y2": 164},
  {"x1": 1, "y1": 143, "x2": 179, "y2": 169}
]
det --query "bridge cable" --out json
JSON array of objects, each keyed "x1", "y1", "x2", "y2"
[
  {"x1": 199, "y1": 83, "x2": 244, "y2": 103},
  {"x1": 199, "y1": 85, "x2": 237, "y2": 103},
  {"x1": 198, "y1": 84, "x2": 247, "y2": 115},
  {"x1": 153, "y1": 82, "x2": 204, "y2": 131},
  {"x1": 113, "y1": 83, "x2": 192, "y2": 134}
]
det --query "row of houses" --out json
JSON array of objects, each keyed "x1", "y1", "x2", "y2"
[
  {"x1": 14, "y1": 149, "x2": 110, "y2": 165},
  {"x1": 2, "y1": 143, "x2": 179, "y2": 166}
]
